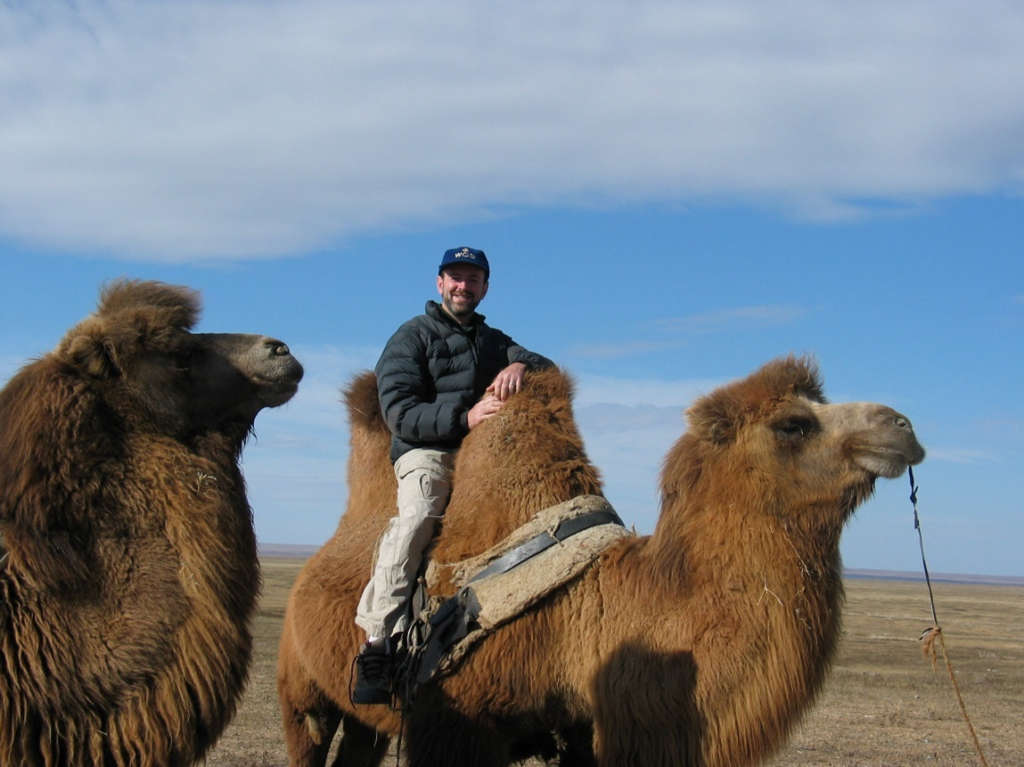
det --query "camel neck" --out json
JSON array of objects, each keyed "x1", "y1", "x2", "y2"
[{"x1": 644, "y1": 493, "x2": 844, "y2": 605}]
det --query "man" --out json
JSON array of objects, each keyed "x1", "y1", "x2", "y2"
[{"x1": 353, "y1": 246, "x2": 553, "y2": 705}]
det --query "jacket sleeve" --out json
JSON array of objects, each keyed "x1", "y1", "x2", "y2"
[
  {"x1": 492, "y1": 328, "x2": 554, "y2": 371},
  {"x1": 507, "y1": 343, "x2": 554, "y2": 370},
  {"x1": 375, "y1": 326, "x2": 468, "y2": 444}
]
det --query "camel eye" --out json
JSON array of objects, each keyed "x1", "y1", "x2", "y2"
[
  {"x1": 774, "y1": 417, "x2": 814, "y2": 442},
  {"x1": 171, "y1": 348, "x2": 196, "y2": 373}
]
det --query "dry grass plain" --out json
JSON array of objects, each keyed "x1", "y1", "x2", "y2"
[{"x1": 206, "y1": 558, "x2": 1023, "y2": 767}]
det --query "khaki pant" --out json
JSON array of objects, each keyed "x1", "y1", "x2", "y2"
[{"x1": 355, "y1": 447, "x2": 455, "y2": 639}]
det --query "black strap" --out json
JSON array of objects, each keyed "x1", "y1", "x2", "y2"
[
  {"x1": 413, "y1": 586, "x2": 482, "y2": 686},
  {"x1": 407, "y1": 505, "x2": 624, "y2": 690},
  {"x1": 468, "y1": 509, "x2": 623, "y2": 584}
]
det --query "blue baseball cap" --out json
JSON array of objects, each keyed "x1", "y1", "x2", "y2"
[{"x1": 439, "y1": 247, "x2": 489, "y2": 279}]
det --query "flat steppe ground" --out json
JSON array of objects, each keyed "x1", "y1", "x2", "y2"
[{"x1": 206, "y1": 558, "x2": 1022, "y2": 766}]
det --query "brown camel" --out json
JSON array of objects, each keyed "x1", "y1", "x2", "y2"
[
  {"x1": 278, "y1": 356, "x2": 924, "y2": 767},
  {"x1": 277, "y1": 365, "x2": 602, "y2": 766},
  {"x1": 0, "y1": 279, "x2": 303, "y2": 767}
]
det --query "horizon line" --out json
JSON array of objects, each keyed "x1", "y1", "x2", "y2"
[{"x1": 257, "y1": 543, "x2": 1024, "y2": 587}]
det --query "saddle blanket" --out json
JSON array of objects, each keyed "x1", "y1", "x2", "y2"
[{"x1": 415, "y1": 494, "x2": 633, "y2": 683}]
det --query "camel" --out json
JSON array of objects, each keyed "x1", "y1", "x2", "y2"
[
  {"x1": 277, "y1": 365, "x2": 602, "y2": 765},
  {"x1": 278, "y1": 356, "x2": 925, "y2": 767},
  {"x1": 0, "y1": 279, "x2": 303, "y2": 767}
]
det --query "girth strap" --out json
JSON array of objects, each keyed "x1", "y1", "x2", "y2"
[{"x1": 468, "y1": 508, "x2": 623, "y2": 584}]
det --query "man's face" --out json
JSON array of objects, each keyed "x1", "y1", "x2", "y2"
[{"x1": 437, "y1": 265, "x2": 489, "y2": 322}]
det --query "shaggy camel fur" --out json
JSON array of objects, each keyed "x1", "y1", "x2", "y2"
[
  {"x1": 277, "y1": 366, "x2": 602, "y2": 766},
  {"x1": 281, "y1": 356, "x2": 924, "y2": 767},
  {"x1": 0, "y1": 279, "x2": 303, "y2": 767}
]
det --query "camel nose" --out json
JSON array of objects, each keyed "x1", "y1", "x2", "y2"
[
  {"x1": 888, "y1": 410, "x2": 926, "y2": 465},
  {"x1": 875, "y1": 406, "x2": 913, "y2": 432},
  {"x1": 262, "y1": 337, "x2": 293, "y2": 358},
  {"x1": 253, "y1": 337, "x2": 303, "y2": 384}
]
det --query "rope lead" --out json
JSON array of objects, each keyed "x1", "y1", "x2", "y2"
[{"x1": 909, "y1": 467, "x2": 988, "y2": 767}]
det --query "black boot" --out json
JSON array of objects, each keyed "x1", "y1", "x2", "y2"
[{"x1": 352, "y1": 637, "x2": 394, "y2": 705}]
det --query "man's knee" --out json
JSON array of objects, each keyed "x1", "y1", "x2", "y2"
[{"x1": 395, "y1": 449, "x2": 454, "y2": 513}]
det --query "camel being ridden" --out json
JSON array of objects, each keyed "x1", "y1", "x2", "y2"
[
  {"x1": 277, "y1": 365, "x2": 603, "y2": 766},
  {"x1": 279, "y1": 356, "x2": 925, "y2": 767}
]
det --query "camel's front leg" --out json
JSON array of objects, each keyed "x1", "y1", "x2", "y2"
[
  {"x1": 277, "y1": 625, "x2": 343, "y2": 767},
  {"x1": 331, "y1": 716, "x2": 391, "y2": 767}
]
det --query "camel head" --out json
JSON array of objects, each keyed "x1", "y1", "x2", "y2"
[
  {"x1": 55, "y1": 279, "x2": 304, "y2": 440},
  {"x1": 664, "y1": 355, "x2": 925, "y2": 529}
]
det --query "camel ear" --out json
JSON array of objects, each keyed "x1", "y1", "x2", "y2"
[
  {"x1": 65, "y1": 335, "x2": 118, "y2": 380},
  {"x1": 686, "y1": 394, "x2": 737, "y2": 445}
]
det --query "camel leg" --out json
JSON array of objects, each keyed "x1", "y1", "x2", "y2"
[
  {"x1": 555, "y1": 723, "x2": 599, "y2": 767},
  {"x1": 278, "y1": 685, "x2": 389, "y2": 767},
  {"x1": 329, "y1": 716, "x2": 391, "y2": 767},
  {"x1": 506, "y1": 724, "x2": 597, "y2": 767},
  {"x1": 404, "y1": 702, "x2": 510, "y2": 767},
  {"x1": 278, "y1": 631, "x2": 343, "y2": 767},
  {"x1": 279, "y1": 685, "x2": 341, "y2": 767}
]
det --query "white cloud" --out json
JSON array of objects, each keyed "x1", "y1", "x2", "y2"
[
  {"x1": 576, "y1": 407, "x2": 681, "y2": 533},
  {"x1": 3, "y1": 0, "x2": 1024, "y2": 261},
  {"x1": 569, "y1": 373, "x2": 725, "y2": 531},
  {"x1": 922, "y1": 447, "x2": 997, "y2": 465},
  {"x1": 571, "y1": 306, "x2": 811, "y2": 358},
  {"x1": 653, "y1": 305, "x2": 812, "y2": 334},
  {"x1": 574, "y1": 373, "x2": 718, "y2": 409}
]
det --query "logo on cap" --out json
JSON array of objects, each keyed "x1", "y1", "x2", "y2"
[{"x1": 439, "y1": 247, "x2": 489, "y2": 277}]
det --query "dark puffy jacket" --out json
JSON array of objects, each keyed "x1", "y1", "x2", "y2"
[{"x1": 375, "y1": 301, "x2": 553, "y2": 462}]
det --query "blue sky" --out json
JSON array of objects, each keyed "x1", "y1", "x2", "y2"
[{"x1": 2, "y1": 1, "x2": 1022, "y2": 577}]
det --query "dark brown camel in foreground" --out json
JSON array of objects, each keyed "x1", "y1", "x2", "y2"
[
  {"x1": 0, "y1": 279, "x2": 303, "y2": 766},
  {"x1": 279, "y1": 357, "x2": 924, "y2": 767}
]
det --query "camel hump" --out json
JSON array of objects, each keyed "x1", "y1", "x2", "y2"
[
  {"x1": 344, "y1": 370, "x2": 387, "y2": 432},
  {"x1": 522, "y1": 365, "x2": 576, "y2": 409},
  {"x1": 341, "y1": 366, "x2": 573, "y2": 434}
]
